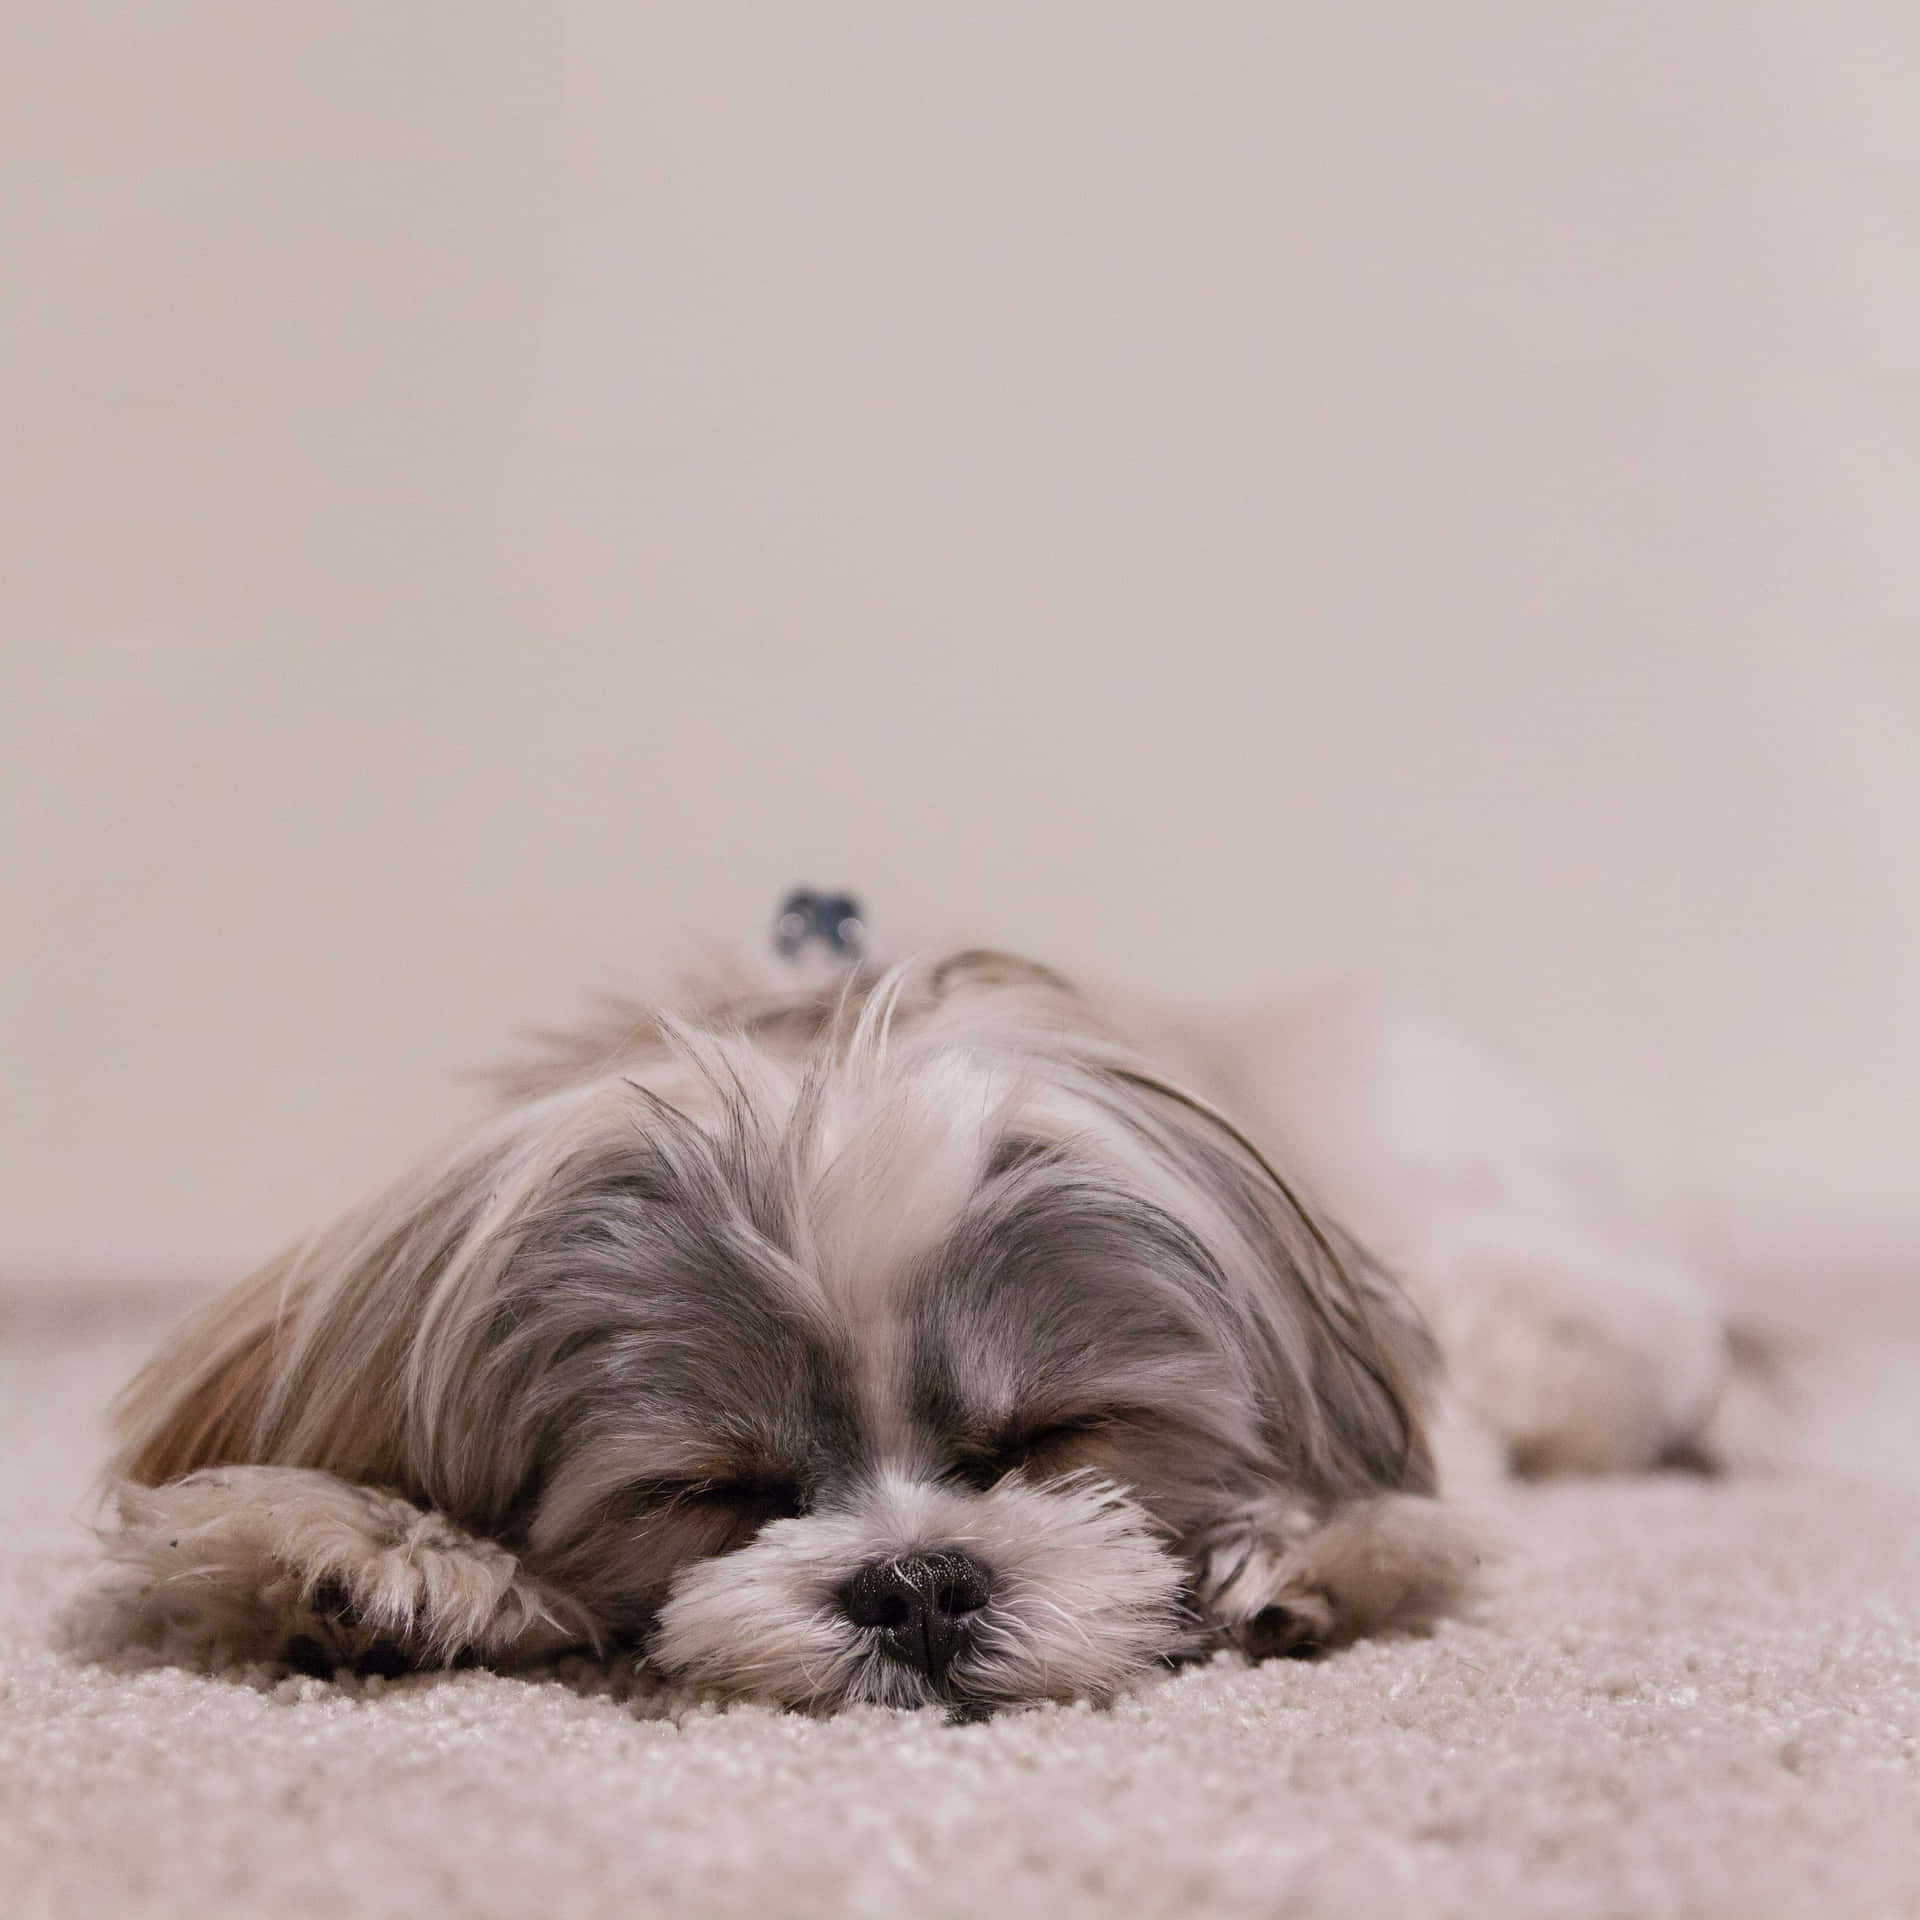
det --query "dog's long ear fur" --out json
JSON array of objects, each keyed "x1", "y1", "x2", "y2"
[
  {"x1": 109, "y1": 1060, "x2": 796, "y2": 1532},
  {"x1": 1095, "y1": 1064, "x2": 1439, "y2": 1502}
]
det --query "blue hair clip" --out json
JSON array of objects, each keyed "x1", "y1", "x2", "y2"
[{"x1": 773, "y1": 888, "x2": 866, "y2": 963}]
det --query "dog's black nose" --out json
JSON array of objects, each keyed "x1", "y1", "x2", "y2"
[{"x1": 841, "y1": 1551, "x2": 992, "y2": 1679}]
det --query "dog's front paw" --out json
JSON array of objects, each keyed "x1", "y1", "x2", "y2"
[
  {"x1": 68, "y1": 1467, "x2": 588, "y2": 1675},
  {"x1": 1198, "y1": 1493, "x2": 1482, "y2": 1662},
  {"x1": 276, "y1": 1488, "x2": 547, "y2": 1667}
]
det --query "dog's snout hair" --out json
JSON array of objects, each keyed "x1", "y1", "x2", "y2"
[
  {"x1": 80, "y1": 949, "x2": 1475, "y2": 1711},
  {"x1": 651, "y1": 1469, "x2": 1189, "y2": 1710}
]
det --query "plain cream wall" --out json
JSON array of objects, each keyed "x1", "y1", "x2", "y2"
[{"x1": 4, "y1": 2, "x2": 1916, "y2": 1278}]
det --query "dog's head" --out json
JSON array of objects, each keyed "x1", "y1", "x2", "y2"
[{"x1": 116, "y1": 954, "x2": 1434, "y2": 1711}]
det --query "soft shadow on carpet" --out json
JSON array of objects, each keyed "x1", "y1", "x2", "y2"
[{"x1": 3, "y1": 1274, "x2": 1917, "y2": 1919}]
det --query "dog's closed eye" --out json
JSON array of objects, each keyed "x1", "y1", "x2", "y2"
[
  {"x1": 953, "y1": 1415, "x2": 1115, "y2": 1490},
  {"x1": 646, "y1": 1475, "x2": 806, "y2": 1526}
]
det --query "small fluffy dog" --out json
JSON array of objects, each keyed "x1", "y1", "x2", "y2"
[{"x1": 74, "y1": 924, "x2": 1732, "y2": 1713}]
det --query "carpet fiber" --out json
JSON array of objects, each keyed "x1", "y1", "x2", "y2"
[{"x1": 4, "y1": 1275, "x2": 1918, "y2": 1919}]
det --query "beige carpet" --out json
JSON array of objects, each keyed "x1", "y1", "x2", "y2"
[{"x1": 5, "y1": 1275, "x2": 1918, "y2": 1920}]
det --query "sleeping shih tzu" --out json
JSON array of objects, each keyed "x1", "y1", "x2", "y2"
[{"x1": 71, "y1": 906, "x2": 1734, "y2": 1713}]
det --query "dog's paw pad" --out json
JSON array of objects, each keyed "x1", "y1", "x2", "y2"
[
  {"x1": 349, "y1": 1642, "x2": 413, "y2": 1679},
  {"x1": 282, "y1": 1629, "x2": 415, "y2": 1680},
  {"x1": 1240, "y1": 1605, "x2": 1317, "y2": 1662},
  {"x1": 284, "y1": 1633, "x2": 338, "y2": 1679},
  {"x1": 1235, "y1": 1595, "x2": 1334, "y2": 1663}
]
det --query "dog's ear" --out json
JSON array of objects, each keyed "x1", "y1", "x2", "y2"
[
  {"x1": 109, "y1": 1107, "x2": 546, "y2": 1506},
  {"x1": 108, "y1": 1074, "x2": 736, "y2": 1534},
  {"x1": 1102, "y1": 1066, "x2": 1439, "y2": 1501},
  {"x1": 109, "y1": 1221, "x2": 422, "y2": 1497}
]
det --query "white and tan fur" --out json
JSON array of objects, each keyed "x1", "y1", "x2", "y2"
[{"x1": 69, "y1": 946, "x2": 1729, "y2": 1710}]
